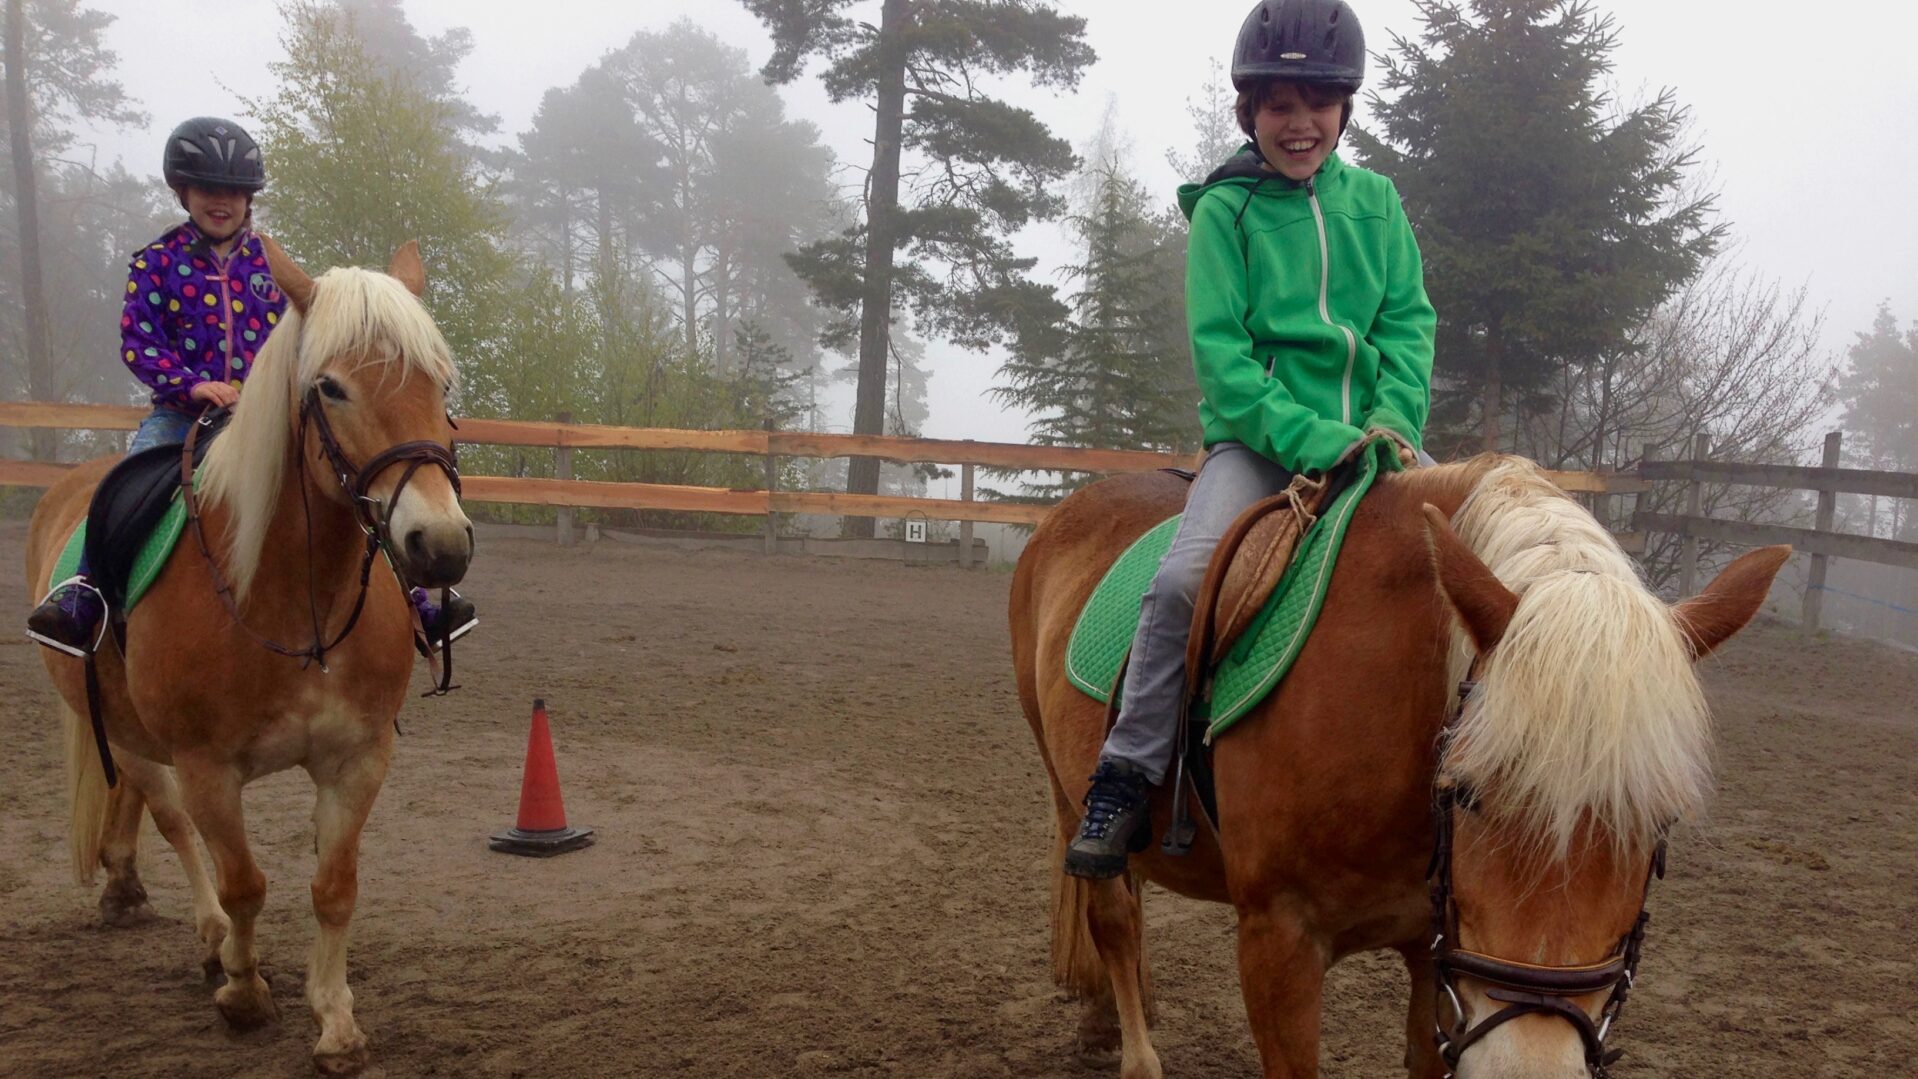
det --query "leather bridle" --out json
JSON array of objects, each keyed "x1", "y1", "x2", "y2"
[
  {"x1": 1427, "y1": 678, "x2": 1666, "y2": 1078},
  {"x1": 182, "y1": 389, "x2": 464, "y2": 693}
]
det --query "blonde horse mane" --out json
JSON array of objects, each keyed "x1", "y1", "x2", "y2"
[
  {"x1": 1441, "y1": 457, "x2": 1710, "y2": 859},
  {"x1": 196, "y1": 266, "x2": 455, "y2": 603}
]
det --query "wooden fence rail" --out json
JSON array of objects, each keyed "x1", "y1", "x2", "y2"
[
  {"x1": 1634, "y1": 431, "x2": 1918, "y2": 631},
  {"x1": 0, "y1": 400, "x2": 1647, "y2": 567}
]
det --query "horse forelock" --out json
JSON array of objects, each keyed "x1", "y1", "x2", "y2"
[
  {"x1": 1441, "y1": 458, "x2": 1711, "y2": 861},
  {"x1": 198, "y1": 266, "x2": 454, "y2": 602}
]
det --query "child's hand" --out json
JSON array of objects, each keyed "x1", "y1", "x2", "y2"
[
  {"x1": 189, "y1": 382, "x2": 240, "y2": 408},
  {"x1": 1398, "y1": 445, "x2": 1417, "y2": 469}
]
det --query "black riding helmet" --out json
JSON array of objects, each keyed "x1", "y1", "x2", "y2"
[
  {"x1": 1231, "y1": 0, "x2": 1366, "y2": 94},
  {"x1": 162, "y1": 117, "x2": 266, "y2": 193}
]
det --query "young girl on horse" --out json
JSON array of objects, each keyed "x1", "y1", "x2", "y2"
[
  {"x1": 1065, "y1": 0, "x2": 1436, "y2": 878},
  {"x1": 26, "y1": 117, "x2": 476, "y2": 657}
]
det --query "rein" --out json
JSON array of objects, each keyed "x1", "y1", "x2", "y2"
[
  {"x1": 1427, "y1": 677, "x2": 1666, "y2": 1079},
  {"x1": 181, "y1": 392, "x2": 463, "y2": 692}
]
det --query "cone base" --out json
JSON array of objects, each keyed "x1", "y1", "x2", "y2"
[{"x1": 489, "y1": 825, "x2": 595, "y2": 858}]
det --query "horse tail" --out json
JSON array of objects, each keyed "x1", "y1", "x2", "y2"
[
  {"x1": 64, "y1": 701, "x2": 109, "y2": 887},
  {"x1": 1048, "y1": 826, "x2": 1110, "y2": 997}
]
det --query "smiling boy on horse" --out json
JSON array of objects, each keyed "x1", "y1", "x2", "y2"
[{"x1": 1066, "y1": 0, "x2": 1437, "y2": 878}]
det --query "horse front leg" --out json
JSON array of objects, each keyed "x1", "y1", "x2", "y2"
[
  {"x1": 1398, "y1": 947, "x2": 1448, "y2": 1078},
  {"x1": 305, "y1": 741, "x2": 393, "y2": 1076},
  {"x1": 173, "y1": 753, "x2": 277, "y2": 1029},
  {"x1": 1234, "y1": 903, "x2": 1328, "y2": 1078}
]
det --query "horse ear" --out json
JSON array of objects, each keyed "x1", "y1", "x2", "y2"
[
  {"x1": 387, "y1": 240, "x2": 425, "y2": 297},
  {"x1": 1671, "y1": 545, "x2": 1791, "y2": 659},
  {"x1": 261, "y1": 234, "x2": 314, "y2": 315},
  {"x1": 1421, "y1": 503, "x2": 1520, "y2": 654}
]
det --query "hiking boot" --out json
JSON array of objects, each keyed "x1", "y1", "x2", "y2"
[
  {"x1": 1064, "y1": 758, "x2": 1154, "y2": 879},
  {"x1": 410, "y1": 587, "x2": 478, "y2": 649},
  {"x1": 26, "y1": 576, "x2": 106, "y2": 657}
]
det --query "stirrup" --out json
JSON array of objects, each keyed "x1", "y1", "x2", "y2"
[{"x1": 25, "y1": 576, "x2": 108, "y2": 658}]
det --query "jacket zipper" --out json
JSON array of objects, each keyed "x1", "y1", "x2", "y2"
[
  {"x1": 213, "y1": 234, "x2": 240, "y2": 388},
  {"x1": 1306, "y1": 177, "x2": 1359, "y2": 425}
]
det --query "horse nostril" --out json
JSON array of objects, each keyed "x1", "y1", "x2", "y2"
[{"x1": 404, "y1": 528, "x2": 428, "y2": 564}]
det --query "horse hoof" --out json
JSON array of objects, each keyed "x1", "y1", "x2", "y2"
[
  {"x1": 1076, "y1": 1009, "x2": 1121, "y2": 1055},
  {"x1": 215, "y1": 976, "x2": 279, "y2": 1030},
  {"x1": 313, "y1": 1043, "x2": 371, "y2": 1076},
  {"x1": 98, "y1": 896, "x2": 154, "y2": 928}
]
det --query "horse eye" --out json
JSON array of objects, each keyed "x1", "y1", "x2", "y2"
[{"x1": 318, "y1": 377, "x2": 349, "y2": 402}]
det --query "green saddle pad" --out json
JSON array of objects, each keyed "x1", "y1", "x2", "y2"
[
  {"x1": 51, "y1": 495, "x2": 190, "y2": 614},
  {"x1": 1065, "y1": 441, "x2": 1389, "y2": 740}
]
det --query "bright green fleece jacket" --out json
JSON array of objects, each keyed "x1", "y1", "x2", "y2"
[{"x1": 1179, "y1": 146, "x2": 1436, "y2": 475}]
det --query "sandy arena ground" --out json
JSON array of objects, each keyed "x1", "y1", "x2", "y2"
[{"x1": 0, "y1": 524, "x2": 1913, "y2": 1077}]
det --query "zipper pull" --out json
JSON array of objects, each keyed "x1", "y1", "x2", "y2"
[{"x1": 1306, "y1": 176, "x2": 1316, "y2": 196}]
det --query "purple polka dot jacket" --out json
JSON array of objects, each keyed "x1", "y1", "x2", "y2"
[{"x1": 120, "y1": 222, "x2": 287, "y2": 410}]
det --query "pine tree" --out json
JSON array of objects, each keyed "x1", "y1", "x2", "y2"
[
  {"x1": 995, "y1": 156, "x2": 1194, "y2": 498},
  {"x1": 2, "y1": 0, "x2": 142, "y2": 456},
  {"x1": 1350, "y1": 0, "x2": 1722, "y2": 452},
  {"x1": 739, "y1": 0, "x2": 1094, "y2": 531}
]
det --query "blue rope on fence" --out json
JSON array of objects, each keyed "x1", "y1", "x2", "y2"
[{"x1": 1807, "y1": 583, "x2": 1918, "y2": 618}]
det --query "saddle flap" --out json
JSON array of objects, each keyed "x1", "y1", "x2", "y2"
[
  {"x1": 83, "y1": 411, "x2": 226, "y2": 611},
  {"x1": 1183, "y1": 473, "x2": 1341, "y2": 696}
]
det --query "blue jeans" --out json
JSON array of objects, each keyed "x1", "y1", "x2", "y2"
[
  {"x1": 127, "y1": 407, "x2": 198, "y2": 455},
  {"x1": 1101, "y1": 442, "x2": 1295, "y2": 783}
]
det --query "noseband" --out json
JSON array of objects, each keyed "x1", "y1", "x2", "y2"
[
  {"x1": 183, "y1": 390, "x2": 463, "y2": 692},
  {"x1": 1428, "y1": 678, "x2": 1666, "y2": 1079}
]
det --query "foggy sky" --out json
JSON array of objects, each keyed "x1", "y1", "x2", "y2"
[{"x1": 74, "y1": 0, "x2": 1918, "y2": 486}]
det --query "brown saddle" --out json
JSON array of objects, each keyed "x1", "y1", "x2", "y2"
[{"x1": 1181, "y1": 470, "x2": 1343, "y2": 695}]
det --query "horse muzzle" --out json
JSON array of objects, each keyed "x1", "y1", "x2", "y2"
[{"x1": 397, "y1": 518, "x2": 473, "y2": 588}]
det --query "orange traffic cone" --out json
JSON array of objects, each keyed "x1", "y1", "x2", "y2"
[{"x1": 489, "y1": 699, "x2": 594, "y2": 857}]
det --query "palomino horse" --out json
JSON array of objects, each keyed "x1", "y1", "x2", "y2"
[
  {"x1": 1012, "y1": 455, "x2": 1787, "y2": 1078},
  {"x1": 26, "y1": 238, "x2": 470, "y2": 1075}
]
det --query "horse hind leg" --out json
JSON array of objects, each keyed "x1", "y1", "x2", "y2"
[
  {"x1": 131, "y1": 759, "x2": 230, "y2": 981},
  {"x1": 1083, "y1": 869, "x2": 1161, "y2": 1079},
  {"x1": 1050, "y1": 817, "x2": 1161, "y2": 1079},
  {"x1": 304, "y1": 742, "x2": 393, "y2": 1076},
  {"x1": 96, "y1": 777, "x2": 152, "y2": 926}
]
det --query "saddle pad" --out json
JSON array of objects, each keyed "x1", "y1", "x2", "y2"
[
  {"x1": 51, "y1": 494, "x2": 189, "y2": 614},
  {"x1": 1065, "y1": 440, "x2": 1388, "y2": 738}
]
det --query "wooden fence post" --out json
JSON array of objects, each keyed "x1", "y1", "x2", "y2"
[
  {"x1": 959, "y1": 463, "x2": 975, "y2": 569},
  {"x1": 763, "y1": 418, "x2": 778, "y2": 556},
  {"x1": 1678, "y1": 432, "x2": 1709, "y2": 597},
  {"x1": 1802, "y1": 430, "x2": 1843, "y2": 632},
  {"x1": 554, "y1": 411, "x2": 574, "y2": 547}
]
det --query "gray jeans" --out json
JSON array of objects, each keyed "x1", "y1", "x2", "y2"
[{"x1": 1101, "y1": 442, "x2": 1295, "y2": 783}]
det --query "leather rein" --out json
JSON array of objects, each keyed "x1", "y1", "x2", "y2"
[
  {"x1": 181, "y1": 390, "x2": 463, "y2": 694},
  {"x1": 1427, "y1": 677, "x2": 1666, "y2": 1079}
]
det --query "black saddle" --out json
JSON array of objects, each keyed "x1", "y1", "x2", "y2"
[{"x1": 83, "y1": 409, "x2": 228, "y2": 614}]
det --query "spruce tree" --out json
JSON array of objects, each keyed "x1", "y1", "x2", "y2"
[
  {"x1": 1836, "y1": 304, "x2": 1918, "y2": 471},
  {"x1": 738, "y1": 0, "x2": 1094, "y2": 532},
  {"x1": 995, "y1": 157, "x2": 1193, "y2": 498},
  {"x1": 1350, "y1": 0, "x2": 1722, "y2": 452}
]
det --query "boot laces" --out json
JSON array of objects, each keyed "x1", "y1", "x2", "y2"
[{"x1": 1081, "y1": 768, "x2": 1144, "y2": 837}]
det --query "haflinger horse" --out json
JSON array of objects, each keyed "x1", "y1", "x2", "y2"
[
  {"x1": 26, "y1": 237, "x2": 470, "y2": 1075},
  {"x1": 1012, "y1": 454, "x2": 1788, "y2": 1078}
]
